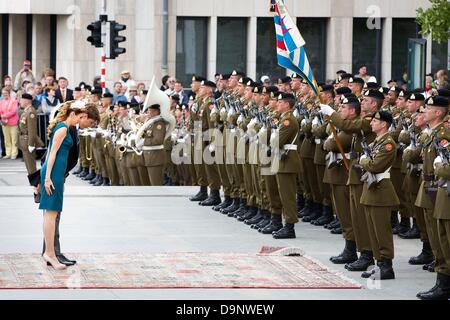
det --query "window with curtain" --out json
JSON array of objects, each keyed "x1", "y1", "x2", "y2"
[
  {"x1": 216, "y1": 18, "x2": 247, "y2": 75},
  {"x1": 352, "y1": 18, "x2": 382, "y2": 82},
  {"x1": 176, "y1": 17, "x2": 208, "y2": 86}
]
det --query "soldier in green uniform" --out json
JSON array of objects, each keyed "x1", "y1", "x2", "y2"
[
  {"x1": 310, "y1": 84, "x2": 334, "y2": 225},
  {"x1": 349, "y1": 77, "x2": 364, "y2": 99},
  {"x1": 416, "y1": 96, "x2": 450, "y2": 300},
  {"x1": 139, "y1": 104, "x2": 167, "y2": 186},
  {"x1": 188, "y1": 76, "x2": 209, "y2": 202},
  {"x1": 321, "y1": 89, "x2": 382, "y2": 271},
  {"x1": 403, "y1": 104, "x2": 434, "y2": 265},
  {"x1": 198, "y1": 80, "x2": 222, "y2": 206},
  {"x1": 271, "y1": 93, "x2": 301, "y2": 239},
  {"x1": 358, "y1": 111, "x2": 400, "y2": 280},
  {"x1": 18, "y1": 93, "x2": 44, "y2": 174}
]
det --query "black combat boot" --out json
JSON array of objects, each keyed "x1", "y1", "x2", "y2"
[
  {"x1": 94, "y1": 176, "x2": 105, "y2": 186},
  {"x1": 232, "y1": 199, "x2": 248, "y2": 218},
  {"x1": 296, "y1": 194, "x2": 305, "y2": 214},
  {"x1": 311, "y1": 205, "x2": 334, "y2": 226},
  {"x1": 273, "y1": 223, "x2": 296, "y2": 239},
  {"x1": 72, "y1": 165, "x2": 83, "y2": 175},
  {"x1": 260, "y1": 214, "x2": 283, "y2": 234},
  {"x1": 83, "y1": 170, "x2": 96, "y2": 181},
  {"x1": 200, "y1": 189, "x2": 221, "y2": 206},
  {"x1": 89, "y1": 174, "x2": 100, "y2": 185},
  {"x1": 391, "y1": 212, "x2": 399, "y2": 234},
  {"x1": 330, "y1": 240, "x2": 358, "y2": 264},
  {"x1": 345, "y1": 251, "x2": 375, "y2": 271},
  {"x1": 395, "y1": 217, "x2": 411, "y2": 235},
  {"x1": 330, "y1": 225, "x2": 342, "y2": 234},
  {"x1": 238, "y1": 205, "x2": 257, "y2": 222},
  {"x1": 298, "y1": 199, "x2": 314, "y2": 218},
  {"x1": 245, "y1": 208, "x2": 264, "y2": 225},
  {"x1": 409, "y1": 242, "x2": 434, "y2": 265},
  {"x1": 399, "y1": 218, "x2": 420, "y2": 239},
  {"x1": 213, "y1": 195, "x2": 231, "y2": 211},
  {"x1": 221, "y1": 198, "x2": 240, "y2": 214},
  {"x1": 232, "y1": 204, "x2": 249, "y2": 218},
  {"x1": 77, "y1": 167, "x2": 89, "y2": 178},
  {"x1": 189, "y1": 186, "x2": 208, "y2": 201},
  {"x1": 417, "y1": 273, "x2": 450, "y2": 300},
  {"x1": 423, "y1": 260, "x2": 436, "y2": 272},
  {"x1": 378, "y1": 259, "x2": 395, "y2": 280},
  {"x1": 302, "y1": 203, "x2": 322, "y2": 222},
  {"x1": 102, "y1": 177, "x2": 110, "y2": 186},
  {"x1": 254, "y1": 210, "x2": 271, "y2": 230},
  {"x1": 325, "y1": 217, "x2": 339, "y2": 229}
]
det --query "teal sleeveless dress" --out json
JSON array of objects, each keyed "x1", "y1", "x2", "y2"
[{"x1": 39, "y1": 122, "x2": 73, "y2": 212}]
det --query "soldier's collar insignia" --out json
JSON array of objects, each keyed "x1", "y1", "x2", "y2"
[
  {"x1": 262, "y1": 87, "x2": 267, "y2": 93},
  {"x1": 440, "y1": 139, "x2": 449, "y2": 147},
  {"x1": 390, "y1": 86, "x2": 396, "y2": 92},
  {"x1": 247, "y1": 80, "x2": 252, "y2": 86},
  {"x1": 385, "y1": 143, "x2": 393, "y2": 151},
  {"x1": 232, "y1": 70, "x2": 237, "y2": 76},
  {"x1": 238, "y1": 78, "x2": 244, "y2": 84},
  {"x1": 349, "y1": 77, "x2": 354, "y2": 83},
  {"x1": 278, "y1": 94, "x2": 283, "y2": 100},
  {"x1": 254, "y1": 87, "x2": 258, "y2": 93},
  {"x1": 399, "y1": 91, "x2": 405, "y2": 97},
  {"x1": 365, "y1": 90, "x2": 370, "y2": 96},
  {"x1": 410, "y1": 94, "x2": 415, "y2": 100}
]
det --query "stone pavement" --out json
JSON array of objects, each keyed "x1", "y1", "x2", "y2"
[{"x1": 0, "y1": 159, "x2": 436, "y2": 300}]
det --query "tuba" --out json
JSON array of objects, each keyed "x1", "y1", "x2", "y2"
[{"x1": 138, "y1": 76, "x2": 176, "y2": 142}]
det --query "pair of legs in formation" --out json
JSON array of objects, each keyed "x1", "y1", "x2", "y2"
[{"x1": 42, "y1": 210, "x2": 76, "y2": 270}]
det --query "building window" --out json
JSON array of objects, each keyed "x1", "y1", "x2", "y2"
[
  {"x1": 297, "y1": 18, "x2": 327, "y2": 83},
  {"x1": 217, "y1": 18, "x2": 247, "y2": 75},
  {"x1": 432, "y1": 41, "x2": 449, "y2": 75},
  {"x1": 256, "y1": 17, "x2": 285, "y2": 83},
  {"x1": 391, "y1": 19, "x2": 420, "y2": 82},
  {"x1": 176, "y1": 17, "x2": 208, "y2": 86},
  {"x1": 352, "y1": 18, "x2": 382, "y2": 82}
]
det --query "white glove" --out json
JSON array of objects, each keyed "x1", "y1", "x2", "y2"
[
  {"x1": 208, "y1": 144, "x2": 216, "y2": 153},
  {"x1": 102, "y1": 130, "x2": 110, "y2": 138},
  {"x1": 177, "y1": 138, "x2": 186, "y2": 144},
  {"x1": 359, "y1": 154, "x2": 368, "y2": 162},
  {"x1": 319, "y1": 104, "x2": 335, "y2": 116},
  {"x1": 301, "y1": 119, "x2": 307, "y2": 126},
  {"x1": 433, "y1": 156, "x2": 443, "y2": 169},
  {"x1": 28, "y1": 146, "x2": 35, "y2": 153},
  {"x1": 136, "y1": 138, "x2": 144, "y2": 150},
  {"x1": 312, "y1": 116, "x2": 320, "y2": 127},
  {"x1": 171, "y1": 132, "x2": 178, "y2": 143}
]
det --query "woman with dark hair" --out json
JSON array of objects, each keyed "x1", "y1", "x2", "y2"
[{"x1": 39, "y1": 102, "x2": 86, "y2": 270}]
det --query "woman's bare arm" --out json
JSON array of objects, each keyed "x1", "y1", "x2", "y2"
[{"x1": 45, "y1": 126, "x2": 67, "y2": 182}]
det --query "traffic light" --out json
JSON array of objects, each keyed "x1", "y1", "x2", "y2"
[
  {"x1": 87, "y1": 21, "x2": 102, "y2": 47},
  {"x1": 110, "y1": 21, "x2": 126, "y2": 59}
]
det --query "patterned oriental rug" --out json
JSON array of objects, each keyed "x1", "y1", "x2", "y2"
[{"x1": 0, "y1": 247, "x2": 361, "y2": 289}]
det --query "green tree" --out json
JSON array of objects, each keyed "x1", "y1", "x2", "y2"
[{"x1": 416, "y1": 0, "x2": 450, "y2": 44}]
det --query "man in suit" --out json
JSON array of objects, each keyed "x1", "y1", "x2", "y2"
[
  {"x1": 55, "y1": 77, "x2": 74, "y2": 103},
  {"x1": 40, "y1": 104, "x2": 100, "y2": 266}
]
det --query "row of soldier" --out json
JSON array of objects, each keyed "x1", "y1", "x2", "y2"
[
  {"x1": 167, "y1": 71, "x2": 449, "y2": 300},
  {"x1": 18, "y1": 70, "x2": 449, "y2": 299}
]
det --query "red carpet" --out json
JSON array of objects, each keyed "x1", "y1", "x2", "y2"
[{"x1": 0, "y1": 249, "x2": 361, "y2": 289}]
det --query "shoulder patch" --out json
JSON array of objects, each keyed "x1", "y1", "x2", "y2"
[
  {"x1": 440, "y1": 139, "x2": 449, "y2": 148},
  {"x1": 385, "y1": 143, "x2": 393, "y2": 151},
  {"x1": 156, "y1": 124, "x2": 162, "y2": 130},
  {"x1": 283, "y1": 119, "x2": 290, "y2": 126}
]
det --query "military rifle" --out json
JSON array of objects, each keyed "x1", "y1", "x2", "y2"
[{"x1": 359, "y1": 129, "x2": 379, "y2": 189}]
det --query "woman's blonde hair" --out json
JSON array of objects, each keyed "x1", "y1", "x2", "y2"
[{"x1": 47, "y1": 101, "x2": 82, "y2": 137}]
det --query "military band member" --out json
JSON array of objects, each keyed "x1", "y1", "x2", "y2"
[{"x1": 18, "y1": 93, "x2": 44, "y2": 174}]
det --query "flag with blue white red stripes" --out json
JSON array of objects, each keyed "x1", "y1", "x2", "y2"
[{"x1": 272, "y1": 0, "x2": 320, "y2": 96}]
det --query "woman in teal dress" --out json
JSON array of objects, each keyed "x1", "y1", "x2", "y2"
[{"x1": 39, "y1": 102, "x2": 84, "y2": 270}]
